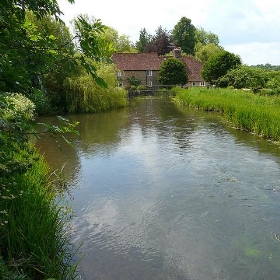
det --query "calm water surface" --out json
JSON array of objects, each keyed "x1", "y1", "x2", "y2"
[{"x1": 37, "y1": 98, "x2": 280, "y2": 280}]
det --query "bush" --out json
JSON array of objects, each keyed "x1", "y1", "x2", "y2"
[
  {"x1": 137, "y1": 85, "x2": 147, "y2": 90},
  {"x1": 158, "y1": 57, "x2": 188, "y2": 85},
  {"x1": 201, "y1": 51, "x2": 241, "y2": 84},
  {"x1": 216, "y1": 65, "x2": 267, "y2": 89}
]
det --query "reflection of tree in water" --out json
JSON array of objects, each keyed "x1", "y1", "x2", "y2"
[
  {"x1": 67, "y1": 110, "x2": 131, "y2": 156},
  {"x1": 127, "y1": 98, "x2": 200, "y2": 151},
  {"x1": 34, "y1": 118, "x2": 81, "y2": 186}
]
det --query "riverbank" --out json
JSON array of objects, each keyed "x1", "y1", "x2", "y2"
[
  {"x1": 0, "y1": 94, "x2": 78, "y2": 279},
  {"x1": 173, "y1": 87, "x2": 280, "y2": 142}
]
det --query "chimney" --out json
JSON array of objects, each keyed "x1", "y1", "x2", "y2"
[{"x1": 173, "y1": 47, "x2": 182, "y2": 58}]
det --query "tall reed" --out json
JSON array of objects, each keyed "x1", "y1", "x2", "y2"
[{"x1": 174, "y1": 87, "x2": 280, "y2": 141}]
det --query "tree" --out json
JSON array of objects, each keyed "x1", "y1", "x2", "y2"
[
  {"x1": 0, "y1": 0, "x2": 74, "y2": 95},
  {"x1": 158, "y1": 58, "x2": 188, "y2": 85},
  {"x1": 97, "y1": 26, "x2": 135, "y2": 56},
  {"x1": 201, "y1": 51, "x2": 242, "y2": 84},
  {"x1": 172, "y1": 17, "x2": 196, "y2": 55},
  {"x1": 216, "y1": 65, "x2": 267, "y2": 89},
  {"x1": 135, "y1": 28, "x2": 153, "y2": 53},
  {"x1": 195, "y1": 28, "x2": 219, "y2": 46},
  {"x1": 195, "y1": 43, "x2": 223, "y2": 63},
  {"x1": 153, "y1": 26, "x2": 172, "y2": 55},
  {"x1": 0, "y1": 1, "x2": 108, "y2": 105}
]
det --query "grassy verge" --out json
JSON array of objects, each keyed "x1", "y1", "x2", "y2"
[
  {"x1": 0, "y1": 93, "x2": 79, "y2": 279},
  {"x1": 173, "y1": 87, "x2": 280, "y2": 142},
  {"x1": 0, "y1": 142, "x2": 78, "y2": 280}
]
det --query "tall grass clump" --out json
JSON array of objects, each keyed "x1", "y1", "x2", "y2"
[
  {"x1": 0, "y1": 93, "x2": 79, "y2": 279},
  {"x1": 64, "y1": 63, "x2": 128, "y2": 113},
  {"x1": 173, "y1": 87, "x2": 280, "y2": 141}
]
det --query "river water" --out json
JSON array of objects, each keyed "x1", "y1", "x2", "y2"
[{"x1": 37, "y1": 97, "x2": 280, "y2": 280}]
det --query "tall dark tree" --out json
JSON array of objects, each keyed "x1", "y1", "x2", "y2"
[
  {"x1": 135, "y1": 28, "x2": 152, "y2": 53},
  {"x1": 153, "y1": 26, "x2": 172, "y2": 55},
  {"x1": 172, "y1": 17, "x2": 196, "y2": 55}
]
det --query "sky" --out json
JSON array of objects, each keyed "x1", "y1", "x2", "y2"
[{"x1": 57, "y1": 0, "x2": 280, "y2": 65}]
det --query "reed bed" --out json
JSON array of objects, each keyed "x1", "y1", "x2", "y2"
[{"x1": 174, "y1": 87, "x2": 280, "y2": 142}]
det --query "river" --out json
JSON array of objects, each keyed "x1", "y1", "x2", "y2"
[{"x1": 36, "y1": 97, "x2": 280, "y2": 280}]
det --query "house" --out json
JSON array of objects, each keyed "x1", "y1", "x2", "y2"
[{"x1": 111, "y1": 48, "x2": 209, "y2": 88}]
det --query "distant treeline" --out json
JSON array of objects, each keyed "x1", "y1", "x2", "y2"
[{"x1": 252, "y1": 64, "x2": 280, "y2": 71}]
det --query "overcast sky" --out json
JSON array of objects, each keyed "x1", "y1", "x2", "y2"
[{"x1": 57, "y1": 0, "x2": 280, "y2": 65}]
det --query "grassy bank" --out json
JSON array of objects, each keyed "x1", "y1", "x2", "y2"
[
  {"x1": 0, "y1": 146, "x2": 78, "y2": 280},
  {"x1": 173, "y1": 87, "x2": 280, "y2": 142},
  {"x1": 0, "y1": 94, "x2": 78, "y2": 279}
]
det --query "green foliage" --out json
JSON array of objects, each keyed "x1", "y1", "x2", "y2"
[
  {"x1": 158, "y1": 58, "x2": 188, "y2": 85},
  {"x1": 135, "y1": 28, "x2": 153, "y2": 53},
  {"x1": 172, "y1": 17, "x2": 196, "y2": 55},
  {"x1": 73, "y1": 15, "x2": 109, "y2": 88},
  {"x1": 137, "y1": 85, "x2": 148, "y2": 90},
  {"x1": 201, "y1": 51, "x2": 242, "y2": 84},
  {"x1": 0, "y1": 94, "x2": 79, "y2": 279},
  {"x1": 195, "y1": 28, "x2": 220, "y2": 46},
  {"x1": 216, "y1": 65, "x2": 267, "y2": 89},
  {"x1": 127, "y1": 75, "x2": 141, "y2": 87},
  {"x1": 64, "y1": 63, "x2": 128, "y2": 113},
  {"x1": 195, "y1": 43, "x2": 223, "y2": 63},
  {"x1": 253, "y1": 63, "x2": 280, "y2": 71},
  {"x1": 265, "y1": 71, "x2": 280, "y2": 94},
  {"x1": 174, "y1": 87, "x2": 280, "y2": 141},
  {"x1": 1, "y1": 4, "x2": 108, "y2": 113}
]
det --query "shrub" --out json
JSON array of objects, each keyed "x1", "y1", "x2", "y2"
[{"x1": 158, "y1": 57, "x2": 188, "y2": 85}]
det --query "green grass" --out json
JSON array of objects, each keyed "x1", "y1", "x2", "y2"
[
  {"x1": 0, "y1": 144, "x2": 79, "y2": 280},
  {"x1": 173, "y1": 87, "x2": 280, "y2": 142}
]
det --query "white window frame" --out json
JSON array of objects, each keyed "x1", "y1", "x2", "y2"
[
  {"x1": 192, "y1": 82, "x2": 196, "y2": 87},
  {"x1": 117, "y1": 70, "x2": 123, "y2": 77},
  {"x1": 148, "y1": 81, "x2": 153, "y2": 88},
  {"x1": 147, "y1": 70, "x2": 153, "y2": 76},
  {"x1": 200, "y1": 81, "x2": 205, "y2": 86}
]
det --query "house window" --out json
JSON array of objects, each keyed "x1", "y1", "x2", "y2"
[
  {"x1": 192, "y1": 82, "x2": 196, "y2": 87},
  {"x1": 200, "y1": 81, "x2": 205, "y2": 86},
  {"x1": 147, "y1": 70, "x2": 153, "y2": 76},
  {"x1": 148, "y1": 81, "x2": 153, "y2": 88},
  {"x1": 118, "y1": 82, "x2": 124, "y2": 87},
  {"x1": 117, "y1": 70, "x2": 123, "y2": 77}
]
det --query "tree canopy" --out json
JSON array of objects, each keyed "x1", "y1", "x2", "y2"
[
  {"x1": 216, "y1": 65, "x2": 267, "y2": 89},
  {"x1": 201, "y1": 51, "x2": 242, "y2": 84},
  {"x1": 0, "y1": 1, "x2": 109, "y2": 106},
  {"x1": 158, "y1": 58, "x2": 188, "y2": 85},
  {"x1": 172, "y1": 17, "x2": 196, "y2": 55}
]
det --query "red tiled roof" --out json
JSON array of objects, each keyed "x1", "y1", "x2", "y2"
[
  {"x1": 111, "y1": 53, "x2": 163, "y2": 70},
  {"x1": 111, "y1": 53, "x2": 205, "y2": 82},
  {"x1": 182, "y1": 56, "x2": 204, "y2": 81}
]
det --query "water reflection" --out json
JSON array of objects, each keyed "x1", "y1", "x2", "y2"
[{"x1": 37, "y1": 98, "x2": 280, "y2": 280}]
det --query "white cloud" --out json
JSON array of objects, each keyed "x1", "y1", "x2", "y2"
[
  {"x1": 225, "y1": 42, "x2": 280, "y2": 65},
  {"x1": 58, "y1": 0, "x2": 280, "y2": 65}
]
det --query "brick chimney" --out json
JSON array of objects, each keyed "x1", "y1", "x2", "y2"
[{"x1": 173, "y1": 47, "x2": 182, "y2": 58}]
